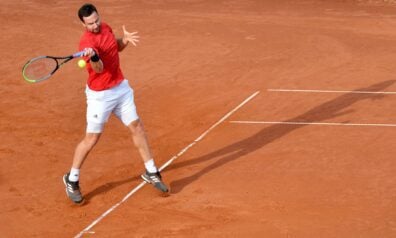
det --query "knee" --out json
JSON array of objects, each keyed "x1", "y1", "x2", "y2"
[
  {"x1": 128, "y1": 119, "x2": 145, "y2": 135},
  {"x1": 83, "y1": 133, "x2": 101, "y2": 147}
]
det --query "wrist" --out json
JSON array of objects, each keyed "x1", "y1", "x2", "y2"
[
  {"x1": 90, "y1": 54, "x2": 100, "y2": 62},
  {"x1": 122, "y1": 37, "x2": 129, "y2": 46}
]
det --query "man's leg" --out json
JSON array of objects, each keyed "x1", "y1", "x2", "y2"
[
  {"x1": 127, "y1": 119, "x2": 152, "y2": 163},
  {"x1": 63, "y1": 133, "x2": 101, "y2": 204},
  {"x1": 72, "y1": 133, "x2": 101, "y2": 169},
  {"x1": 127, "y1": 119, "x2": 168, "y2": 193}
]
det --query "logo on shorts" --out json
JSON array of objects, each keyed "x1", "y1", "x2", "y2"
[{"x1": 93, "y1": 114, "x2": 98, "y2": 118}]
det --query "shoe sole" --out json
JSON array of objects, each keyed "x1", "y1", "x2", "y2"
[{"x1": 63, "y1": 175, "x2": 85, "y2": 204}]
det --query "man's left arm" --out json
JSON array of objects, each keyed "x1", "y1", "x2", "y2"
[{"x1": 117, "y1": 25, "x2": 140, "y2": 51}]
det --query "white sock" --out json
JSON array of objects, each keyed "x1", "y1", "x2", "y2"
[
  {"x1": 144, "y1": 159, "x2": 158, "y2": 173},
  {"x1": 69, "y1": 168, "x2": 80, "y2": 182}
]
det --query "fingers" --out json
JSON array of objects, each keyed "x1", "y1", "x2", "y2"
[
  {"x1": 130, "y1": 36, "x2": 139, "y2": 46},
  {"x1": 83, "y1": 48, "x2": 96, "y2": 57},
  {"x1": 122, "y1": 25, "x2": 140, "y2": 46},
  {"x1": 130, "y1": 32, "x2": 140, "y2": 46},
  {"x1": 125, "y1": 33, "x2": 140, "y2": 46}
]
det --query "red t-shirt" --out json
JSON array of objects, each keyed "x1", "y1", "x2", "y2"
[{"x1": 79, "y1": 22, "x2": 124, "y2": 91}]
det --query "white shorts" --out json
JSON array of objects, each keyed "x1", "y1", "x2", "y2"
[{"x1": 85, "y1": 79, "x2": 139, "y2": 133}]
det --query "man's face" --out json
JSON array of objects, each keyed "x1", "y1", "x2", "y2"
[{"x1": 82, "y1": 11, "x2": 101, "y2": 33}]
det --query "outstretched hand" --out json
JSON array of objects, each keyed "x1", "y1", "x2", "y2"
[{"x1": 122, "y1": 25, "x2": 140, "y2": 46}]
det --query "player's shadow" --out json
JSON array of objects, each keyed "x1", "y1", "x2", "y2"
[
  {"x1": 169, "y1": 80, "x2": 395, "y2": 193},
  {"x1": 83, "y1": 175, "x2": 140, "y2": 203}
]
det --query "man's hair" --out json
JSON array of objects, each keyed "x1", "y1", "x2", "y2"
[{"x1": 78, "y1": 3, "x2": 98, "y2": 22}]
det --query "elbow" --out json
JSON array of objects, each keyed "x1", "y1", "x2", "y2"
[
  {"x1": 94, "y1": 68, "x2": 104, "y2": 74},
  {"x1": 95, "y1": 64, "x2": 104, "y2": 73},
  {"x1": 91, "y1": 61, "x2": 104, "y2": 73},
  {"x1": 118, "y1": 45, "x2": 125, "y2": 52}
]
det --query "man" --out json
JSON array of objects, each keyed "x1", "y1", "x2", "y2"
[{"x1": 63, "y1": 3, "x2": 168, "y2": 204}]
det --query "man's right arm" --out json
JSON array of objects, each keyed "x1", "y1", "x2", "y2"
[
  {"x1": 89, "y1": 52, "x2": 103, "y2": 73},
  {"x1": 83, "y1": 47, "x2": 103, "y2": 73}
]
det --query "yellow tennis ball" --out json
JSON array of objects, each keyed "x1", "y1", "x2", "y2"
[{"x1": 77, "y1": 59, "x2": 86, "y2": 68}]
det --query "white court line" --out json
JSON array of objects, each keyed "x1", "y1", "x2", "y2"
[
  {"x1": 74, "y1": 91, "x2": 260, "y2": 238},
  {"x1": 268, "y1": 89, "x2": 396, "y2": 94},
  {"x1": 230, "y1": 120, "x2": 396, "y2": 127}
]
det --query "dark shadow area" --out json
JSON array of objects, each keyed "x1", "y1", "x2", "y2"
[
  {"x1": 169, "y1": 80, "x2": 395, "y2": 193},
  {"x1": 83, "y1": 174, "x2": 140, "y2": 202}
]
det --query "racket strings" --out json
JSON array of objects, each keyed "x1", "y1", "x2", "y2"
[{"x1": 23, "y1": 57, "x2": 57, "y2": 82}]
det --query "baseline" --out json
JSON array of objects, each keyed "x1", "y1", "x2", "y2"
[
  {"x1": 268, "y1": 88, "x2": 396, "y2": 94},
  {"x1": 230, "y1": 120, "x2": 396, "y2": 127}
]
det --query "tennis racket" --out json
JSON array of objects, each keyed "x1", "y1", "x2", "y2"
[{"x1": 22, "y1": 50, "x2": 85, "y2": 83}]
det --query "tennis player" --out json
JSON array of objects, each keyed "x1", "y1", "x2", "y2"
[{"x1": 63, "y1": 3, "x2": 168, "y2": 204}]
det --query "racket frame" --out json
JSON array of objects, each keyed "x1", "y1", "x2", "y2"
[{"x1": 22, "y1": 51, "x2": 85, "y2": 83}]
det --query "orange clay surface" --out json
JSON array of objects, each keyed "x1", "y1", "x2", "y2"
[{"x1": 1, "y1": 1, "x2": 396, "y2": 237}]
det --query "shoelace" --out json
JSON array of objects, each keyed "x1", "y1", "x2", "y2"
[
  {"x1": 68, "y1": 181, "x2": 80, "y2": 190},
  {"x1": 149, "y1": 175, "x2": 161, "y2": 183}
]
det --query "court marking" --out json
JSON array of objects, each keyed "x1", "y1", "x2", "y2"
[
  {"x1": 74, "y1": 91, "x2": 260, "y2": 238},
  {"x1": 249, "y1": 88, "x2": 396, "y2": 127},
  {"x1": 230, "y1": 120, "x2": 396, "y2": 127},
  {"x1": 268, "y1": 88, "x2": 396, "y2": 94}
]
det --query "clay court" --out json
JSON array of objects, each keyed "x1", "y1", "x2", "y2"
[{"x1": 1, "y1": 0, "x2": 396, "y2": 237}]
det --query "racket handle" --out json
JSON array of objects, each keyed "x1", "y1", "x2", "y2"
[{"x1": 73, "y1": 51, "x2": 85, "y2": 58}]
